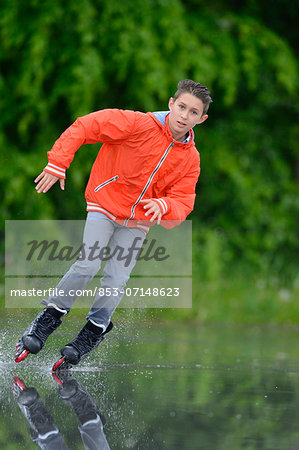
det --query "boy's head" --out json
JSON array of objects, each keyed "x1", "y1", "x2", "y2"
[
  {"x1": 173, "y1": 79, "x2": 212, "y2": 115},
  {"x1": 168, "y1": 79, "x2": 212, "y2": 142}
]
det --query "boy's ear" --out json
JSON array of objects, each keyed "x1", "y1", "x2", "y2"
[
  {"x1": 168, "y1": 97, "x2": 174, "y2": 109},
  {"x1": 198, "y1": 114, "x2": 208, "y2": 125}
]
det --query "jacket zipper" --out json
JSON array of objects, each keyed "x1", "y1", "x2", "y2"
[
  {"x1": 94, "y1": 175, "x2": 119, "y2": 192},
  {"x1": 124, "y1": 141, "x2": 174, "y2": 225}
]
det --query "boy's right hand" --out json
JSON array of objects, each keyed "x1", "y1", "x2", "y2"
[{"x1": 34, "y1": 171, "x2": 65, "y2": 193}]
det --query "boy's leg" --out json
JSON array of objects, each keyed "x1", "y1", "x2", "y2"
[
  {"x1": 53, "y1": 226, "x2": 146, "y2": 368},
  {"x1": 42, "y1": 212, "x2": 115, "y2": 312},
  {"x1": 15, "y1": 212, "x2": 115, "y2": 362},
  {"x1": 86, "y1": 225, "x2": 147, "y2": 328}
]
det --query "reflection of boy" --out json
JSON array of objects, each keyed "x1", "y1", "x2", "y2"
[
  {"x1": 13, "y1": 375, "x2": 110, "y2": 450},
  {"x1": 13, "y1": 376, "x2": 68, "y2": 449},
  {"x1": 15, "y1": 80, "x2": 212, "y2": 369}
]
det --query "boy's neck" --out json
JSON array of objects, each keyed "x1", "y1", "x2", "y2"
[{"x1": 174, "y1": 131, "x2": 189, "y2": 142}]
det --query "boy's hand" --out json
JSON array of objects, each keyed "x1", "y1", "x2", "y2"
[
  {"x1": 34, "y1": 171, "x2": 65, "y2": 193},
  {"x1": 140, "y1": 199, "x2": 162, "y2": 225}
]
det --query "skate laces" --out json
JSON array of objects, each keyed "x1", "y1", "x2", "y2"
[
  {"x1": 28, "y1": 399, "x2": 56, "y2": 430},
  {"x1": 71, "y1": 327, "x2": 103, "y2": 356},
  {"x1": 29, "y1": 310, "x2": 61, "y2": 342},
  {"x1": 17, "y1": 391, "x2": 58, "y2": 436},
  {"x1": 63, "y1": 382, "x2": 99, "y2": 423}
]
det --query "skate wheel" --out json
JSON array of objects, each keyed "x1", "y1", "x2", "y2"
[
  {"x1": 12, "y1": 377, "x2": 26, "y2": 394},
  {"x1": 52, "y1": 371, "x2": 64, "y2": 385},
  {"x1": 15, "y1": 348, "x2": 29, "y2": 363},
  {"x1": 52, "y1": 357, "x2": 69, "y2": 372}
]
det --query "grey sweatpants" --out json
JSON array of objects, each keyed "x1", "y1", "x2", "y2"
[{"x1": 43, "y1": 212, "x2": 146, "y2": 330}]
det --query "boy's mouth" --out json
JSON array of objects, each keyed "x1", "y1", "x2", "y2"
[{"x1": 177, "y1": 121, "x2": 186, "y2": 128}]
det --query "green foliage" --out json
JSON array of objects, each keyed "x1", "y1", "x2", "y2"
[{"x1": 0, "y1": 0, "x2": 298, "y2": 321}]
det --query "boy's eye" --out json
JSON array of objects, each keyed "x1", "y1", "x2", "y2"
[{"x1": 179, "y1": 105, "x2": 184, "y2": 109}]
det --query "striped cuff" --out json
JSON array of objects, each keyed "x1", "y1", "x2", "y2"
[
  {"x1": 153, "y1": 198, "x2": 168, "y2": 215},
  {"x1": 44, "y1": 163, "x2": 66, "y2": 179}
]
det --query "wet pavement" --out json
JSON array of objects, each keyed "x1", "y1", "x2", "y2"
[{"x1": 0, "y1": 311, "x2": 299, "y2": 449}]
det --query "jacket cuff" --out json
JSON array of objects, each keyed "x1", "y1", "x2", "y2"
[
  {"x1": 153, "y1": 198, "x2": 168, "y2": 215},
  {"x1": 44, "y1": 163, "x2": 66, "y2": 179}
]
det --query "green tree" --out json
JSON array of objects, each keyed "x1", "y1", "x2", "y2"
[{"x1": 0, "y1": 0, "x2": 298, "y2": 281}]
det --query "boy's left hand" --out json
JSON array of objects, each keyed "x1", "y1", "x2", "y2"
[{"x1": 140, "y1": 199, "x2": 162, "y2": 224}]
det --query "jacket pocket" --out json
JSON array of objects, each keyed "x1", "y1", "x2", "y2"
[{"x1": 94, "y1": 175, "x2": 119, "y2": 192}]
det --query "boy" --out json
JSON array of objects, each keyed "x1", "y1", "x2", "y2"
[{"x1": 15, "y1": 79, "x2": 212, "y2": 370}]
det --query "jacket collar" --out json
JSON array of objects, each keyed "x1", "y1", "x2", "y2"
[{"x1": 148, "y1": 112, "x2": 195, "y2": 147}]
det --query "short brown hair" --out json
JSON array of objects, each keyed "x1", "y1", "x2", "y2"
[{"x1": 173, "y1": 79, "x2": 213, "y2": 115}]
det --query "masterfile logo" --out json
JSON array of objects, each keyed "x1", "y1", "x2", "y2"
[{"x1": 5, "y1": 220, "x2": 192, "y2": 308}]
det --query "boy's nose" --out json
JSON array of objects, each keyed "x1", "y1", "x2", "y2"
[{"x1": 181, "y1": 111, "x2": 188, "y2": 120}]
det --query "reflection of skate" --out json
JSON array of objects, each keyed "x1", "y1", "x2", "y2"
[
  {"x1": 15, "y1": 306, "x2": 67, "y2": 363},
  {"x1": 52, "y1": 369, "x2": 106, "y2": 426},
  {"x1": 52, "y1": 321, "x2": 113, "y2": 371},
  {"x1": 53, "y1": 370, "x2": 110, "y2": 449},
  {"x1": 12, "y1": 377, "x2": 67, "y2": 449}
]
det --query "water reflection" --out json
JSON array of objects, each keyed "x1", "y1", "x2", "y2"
[
  {"x1": 2, "y1": 313, "x2": 299, "y2": 449},
  {"x1": 13, "y1": 372, "x2": 110, "y2": 450}
]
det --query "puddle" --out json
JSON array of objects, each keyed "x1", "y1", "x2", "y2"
[{"x1": 0, "y1": 311, "x2": 299, "y2": 449}]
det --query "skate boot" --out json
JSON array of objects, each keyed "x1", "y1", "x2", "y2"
[
  {"x1": 15, "y1": 305, "x2": 67, "y2": 363},
  {"x1": 52, "y1": 370, "x2": 106, "y2": 427},
  {"x1": 12, "y1": 377, "x2": 63, "y2": 444},
  {"x1": 52, "y1": 320, "x2": 113, "y2": 370}
]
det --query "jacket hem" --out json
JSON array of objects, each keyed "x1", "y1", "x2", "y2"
[{"x1": 86, "y1": 202, "x2": 149, "y2": 232}]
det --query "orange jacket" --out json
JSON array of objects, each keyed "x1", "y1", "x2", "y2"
[{"x1": 44, "y1": 109, "x2": 200, "y2": 230}]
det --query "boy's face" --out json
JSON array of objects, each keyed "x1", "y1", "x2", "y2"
[{"x1": 168, "y1": 93, "x2": 208, "y2": 142}]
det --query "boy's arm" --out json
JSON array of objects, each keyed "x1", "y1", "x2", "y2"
[
  {"x1": 43, "y1": 109, "x2": 137, "y2": 181},
  {"x1": 153, "y1": 161, "x2": 200, "y2": 228}
]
